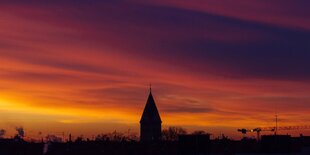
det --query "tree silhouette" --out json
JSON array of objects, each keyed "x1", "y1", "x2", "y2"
[
  {"x1": 0, "y1": 129, "x2": 6, "y2": 139},
  {"x1": 192, "y1": 130, "x2": 206, "y2": 135},
  {"x1": 162, "y1": 126, "x2": 187, "y2": 141}
]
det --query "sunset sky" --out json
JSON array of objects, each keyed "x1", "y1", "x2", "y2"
[{"x1": 0, "y1": 0, "x2": 310, "y2": 140}]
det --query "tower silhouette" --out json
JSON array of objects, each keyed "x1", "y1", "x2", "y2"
[{"x1": 140, "y1": 87, "x2": 162, "y2": 142}]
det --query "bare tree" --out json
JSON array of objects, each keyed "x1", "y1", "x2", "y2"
[
  {"x1": 95, "y1": 134, "x2": 109, "y2": 142},
  {"x1": 46, "y1": 134, "x2": 62, "y2": 143},
  {"x1": 0, "y1": 129, "x2": 6, "y2": 139},
  {"x1": 162, "y1": 126, "x2": 187, "y2": 141},
  {"x1": 15, "y1": 127, "x2": 25, "y2": 137},
  {"x1": 128, "y1": 133, "x2": 138, "y2": 141},
  {"x1": 95, "y1": 131, "x2": 133, "y2": 142},
  {"x1": 192, "y1": 130, "x2": 206, "y2": 135},
  {"x1": 108, "y1": 131, "x2": 125, "y2": 142},
  {"x1": 75, "y1": 135, "x2": 84, "y2": 143}
]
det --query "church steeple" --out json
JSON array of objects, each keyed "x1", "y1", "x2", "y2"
[
  {"x1": 140, "y1": 87, "x2": 162, "y2": 142},
  {"x1": 140, "y1": 91, "x2": 162, "y2": 124}
]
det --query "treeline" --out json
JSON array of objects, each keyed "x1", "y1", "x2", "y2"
[{"x1": 0, "y1": 126, "x2": 211, "y2": 143}]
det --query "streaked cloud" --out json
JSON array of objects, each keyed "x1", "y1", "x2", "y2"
[{"x1": 0, "y1": 0, "x2": 309, "y2": 138}]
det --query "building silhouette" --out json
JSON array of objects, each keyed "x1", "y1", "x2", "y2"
[{"x1": 140, "y1": 88, "x2": 162, "y2": 142}]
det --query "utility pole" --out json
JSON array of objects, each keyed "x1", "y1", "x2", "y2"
[{"x1": 275, "y1": 114, "x2": 278, "y2": 135}]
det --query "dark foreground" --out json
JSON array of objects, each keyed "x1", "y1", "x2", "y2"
[{"x1": 0, "y1": 135, "x2": 310, "y2": 155}]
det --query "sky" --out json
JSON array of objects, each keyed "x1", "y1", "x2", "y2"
[{"x1": 0, "y1": 0, "x2": 310, "y2": 140}]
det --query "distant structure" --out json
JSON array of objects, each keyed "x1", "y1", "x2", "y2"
[{"x1": 140, "y1": 87, "x2": 162, "y2": 142}]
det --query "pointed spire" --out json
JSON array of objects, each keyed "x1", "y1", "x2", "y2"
[
  {"x1": 149, "y1": 83, "x2": 152, "y2": 93},
  {"x1": 140, "y1": 86, "x2": 162, "y2": 123}
]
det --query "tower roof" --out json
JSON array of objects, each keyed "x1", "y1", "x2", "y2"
[{"x1": 140, "y1": 91, "x2": 162, "y2": 123}]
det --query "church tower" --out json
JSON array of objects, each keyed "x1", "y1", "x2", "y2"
[{"x1": 140, "y1": 88, "x2": 162, "y2": 142}]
